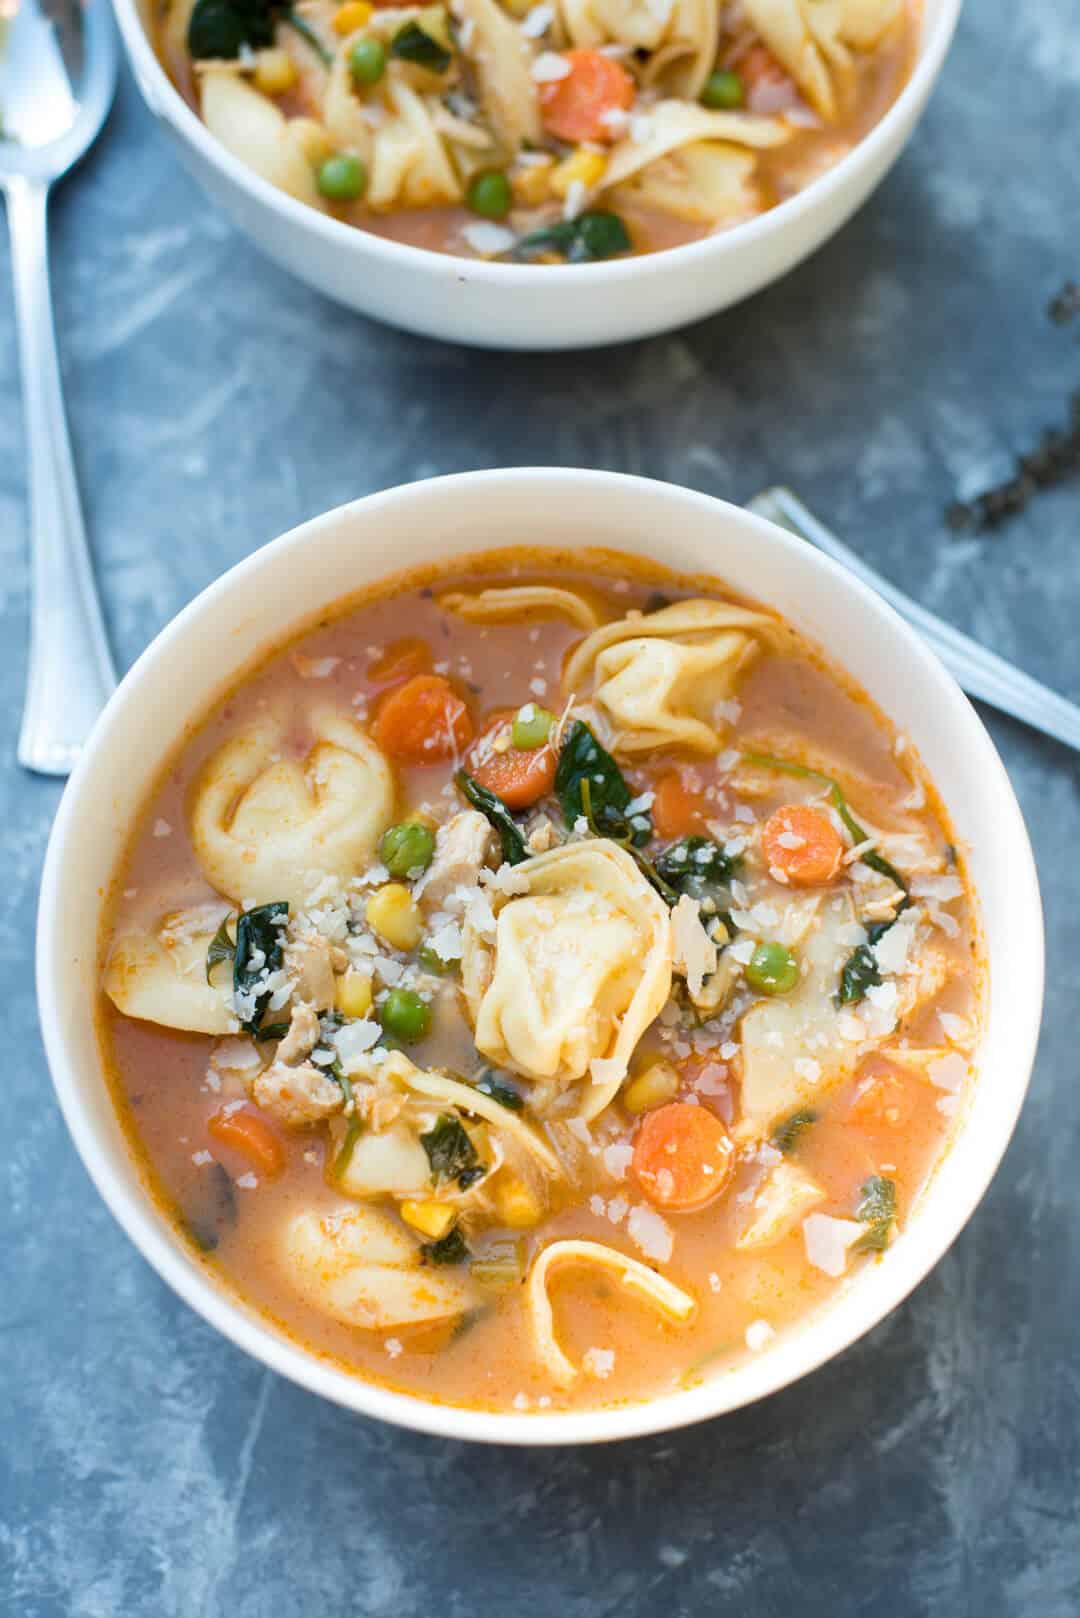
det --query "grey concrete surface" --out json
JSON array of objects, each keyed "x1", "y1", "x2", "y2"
[{"x1": 2, "y1": 0, "x2": 1078, "y2": 1612}]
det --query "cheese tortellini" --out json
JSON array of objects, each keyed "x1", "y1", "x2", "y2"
[
  {"x1": 562, "y1": 598, "x2": 778, "y2": 755},
  {"x1": 557, "y1": 0, "x2": 719, "y2": 99},
  {"x1": 199, "y1": 70, "x2": 327, "y2": 209},
  {"x1": 281, "y1": 1205, "x2": 477, "y2": 1329},
  {"x1": 461, "y1": 841, "x2": 672, "y2": 1118},
  {"x1": 188, "y1": 708, "x2": 394, "y2": 908},
  {"x1": 104, "y1": 906, "x2": 238, "y2": 1035},
  {"x1": 740, "y1": 0, "x2": 903, "y2": 120}
]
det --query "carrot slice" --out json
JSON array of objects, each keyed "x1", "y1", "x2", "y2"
[
  {"x1": 632, "y1": 1102, "x2": 734, "y2": 1211},
  {"x1": 208, "y1": 1106, "x2": 286, "y2": 1179},
  {"x1": 539, "y1": 49, "x2": 635, "y2": 144},
  {"x1": 761, "y1": 803, "x2": 844, "y2": 887},
  {"x1": 467, "y1": 712, "x2": 556, "y2": 810},
  {"x1": 367, "y1": 636, "x2": 432, "y2": 689},
  {"x1": 651, "y1": 771, "x2": 709, "y2": 839},
  {"x1": 373, "y1": 674, "x2": 473, "y2": 764}
]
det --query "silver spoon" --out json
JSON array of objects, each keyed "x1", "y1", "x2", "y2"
[{"x1": 2, "y1": 0, "x2": 118, "y2": 776}]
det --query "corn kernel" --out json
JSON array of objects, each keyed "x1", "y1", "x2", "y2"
[
  {"x1": 495, "y1": 1175, "x2": 544, "y2": 1228},
  {"x1": 400, "y1": 1199, "x2": 456, "y2": 1239},
  {"x1": 550, "y1": 149, "x2": 608, "y2": 199},
  {"x1": 511, "y1": 158, "x2": 555, "y2": 208},
  {"x1": 332, "y1": 0, "x2": 373, "y2": 32},
  {"x1": 622, "y1": 1061, "x2": 680, "y2": 1115},
  {"x1": 336, "y1": 969, "x2": 373, "y2": 1020},
  {"x1": 253, "y1": 47, "x2": 298, "y2": 94},
  {"x1": 366, "y1": 884, "x2": 423, "y2": 951},
  {"x1": 288, "y1": 117, "x2": 334, "y2": 165}
]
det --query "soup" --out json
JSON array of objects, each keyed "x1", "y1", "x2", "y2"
[
  {"x1": 100, "y1": 552, "x2": 980, "y2": 1414},
  {"x1": 154, "y1": 0, "x2": 919, "y2": 263}
]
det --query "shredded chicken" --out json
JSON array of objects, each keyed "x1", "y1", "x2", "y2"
[
  {"x1": 249, "y1": 1003, "x2": 344, "y2": 1127},
  {"x1": 417, "y1": 810, "x2": 496, "y2": 907},
  {"x1": 284, "y1": 930, "x2": 344, "y2": 1010}
]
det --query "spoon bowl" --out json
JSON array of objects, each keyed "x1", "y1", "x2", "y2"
[{"x1": 1, "y1": 0, "x2": 117, "y2": 177}]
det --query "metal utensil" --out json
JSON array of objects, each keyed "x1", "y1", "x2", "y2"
[
  {"x1": 748, "y1": 486, "x2": 1080, "y2": 756},
  {"x1": 2, "y1": 0, "x2": 118, "y2": 776}
]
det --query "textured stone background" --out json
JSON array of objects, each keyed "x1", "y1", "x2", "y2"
[{"x1": 3, "y1": 0, "x2": 1078, "y2": 1612}]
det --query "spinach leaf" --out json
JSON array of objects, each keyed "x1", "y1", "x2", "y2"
[
  {"x1": 655, "y1": 836, "x2": 739, "y2": 899},
  {"x1": 421, "y1": 1114, "x2": 480, "y2": 1187},
  {"x1": 473, "y1": 1070, "x2": 524, "y2": 1112},
  {"x1": 187, "y1": 0, "x2": 330, "y2": 63},
  {"x1": 836, "y1": 944, "x2": 882, "y2": 1006},
  {"x1": 252, "y1": 1021, "x2": 291, "y2": 1042},
  {"x1": 390, "y1": 19, "x2": 451, "y2": 71},
  {"x1": 420, "y1": 1225, "x2": 470, "y2": 1266},
  {"x1": 513, "y1": 211, "x2": 631, "y2": 264},
  {"x1": 205, "y1": 912, "x2": 237, "y2": 983},
  {"x1": 456, "y1": 769, "x2": 528, "y2": 865},
  {"x1": 233, "y1": 901, "x2": 289, "y2": 1035},
  {"x1": 743, "y1": 752, "x2": 909, "y2": 897},
  {"x1": 182, "y1": 1162, "x2": 236, "y2": 1253},
  {"x1": 770, "y1": 1108, "x2": 818, "y2": 1153},
  {"x1": 853, "y1": 1174, "x2": 897, "y2": 1252},
  {"x1": 555, "y1": 719, "x2": 650, "y2": 844}
]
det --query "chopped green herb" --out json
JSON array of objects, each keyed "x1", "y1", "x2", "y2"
[
  {"x1": 332, "y1": 1116, "x2": 364, "y2": 1180},
  {"x1": 421, "y1": 1225, "x2": 470, "y2": 1266},
  {"x1": 513, "y1": 211, "x2": 631, "y2": 263},
  {"x1": 456, "y1": 769, "x2": 528, "y2": 865},
  {"x1": 252, "y1": 1021, "x2": 291, "y2": 1042},
  {"x1": 421, "y1": 1113, "x2": 480, "y2": 1187},
  {"x1": 853, "y1": 1174, "x2": 897, "y2": 1252},
  {"x1": 390, "y1": 18, "x2": 451, "y2": 71},
  {"x1": 205, "y1": 912, "x2": 236, "y2": 983},
  {"x1": 742, "y1": 752, "x2": 909, "y2": 896},
  {"x1": 233, "y1": 901, "x2": 289, "y2": 1035},
  {"x1": 556, "y1": 719, "x2": 650, "y2": 845},
  {"x1": 655, "y1": 835, "x2": 739, "y2": 898},
  {"x1": 473, "y1": 1070, "x2": 524, "y2": 1112},
  {"x1": 770, "y1": 1108, "x2": 818, "y2": 1153}
]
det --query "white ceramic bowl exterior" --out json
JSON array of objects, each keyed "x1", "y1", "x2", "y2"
[
  {"x1": 38, "y1": 470, "x2": 1042, "y2": 1444},
  {"x1": 112, "y1": 0, "x2": 961, "y2": 348}
]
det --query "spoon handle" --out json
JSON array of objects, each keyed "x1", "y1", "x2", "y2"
[{"x1": 6, "y1": 176, "x2": 116, "y2": 777}]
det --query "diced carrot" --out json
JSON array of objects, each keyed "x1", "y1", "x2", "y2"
[
  {"x1": 632, "y1": 1101, "x2": 734, "y2": 1211},
  {"x1": 367, "y1": 636, "x2": 432, "y2": 689},
  {"x1": 467, "y1": 712, "x2": 556, "y2": 810},
  {"x1": 651, "y1": 771, "x2": 709, "y2": 839},
  {"x1": 373, "y1": 674, "x2": 473, "y2": 764},
  {"x1": 761, "y1": 803, "x2": 844, "y2": 887},
  {"x1": 539, "y1": 49, "x2": 635, "y2": 144},
  {"x1": 208, "y1": 1106, "x2": 286, "y2": 1179}
]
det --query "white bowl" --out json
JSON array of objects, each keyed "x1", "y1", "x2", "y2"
[
  {"x1": 112, "y1": 0, "x2": 961, "y2": 348},
  {"x1": 38, "y1": 469, "x2": 1042, "y2": 1444}
]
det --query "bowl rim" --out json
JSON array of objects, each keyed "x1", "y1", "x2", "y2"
[
  {"x1": 111, "y1": 0, "x2": 963, "y2": 289},
  {"x1": 38, "y1": 468, "x2": 1043, "y2": 1445}
]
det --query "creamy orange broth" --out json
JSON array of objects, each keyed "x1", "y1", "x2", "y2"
[
  {"x1": 154, "y1": 1, "x2": 919, "y2": 264},
  {"x1": 100, "y1": 550, "x2": 980, "y2": 1413}
]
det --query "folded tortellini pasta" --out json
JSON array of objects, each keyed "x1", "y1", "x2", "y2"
[
  {"x1": 438, "y1": 585, "x2": 599, "y2": 630},
  {"x1": 461, "y1": 841, "x2": 672, "y2": 1119},
  {"x1": 199, "y1": 69, "x2": 327, "y2": 209},
  {"x1": 104, "y1": 906, "x2": 238, "y2": 1035},
  {"x1": 601, "y1": 101, "x2": 790, "y2": 198},
  {"x1": 281, "y1": 1205, "x2": 477, "y2": 1329},
  {"x1": 609, "y1": 142, "x2": 761, "y2": 227},
  {"x1": 740, "y1": 0, "x2": 903, "y2": 120},
  {"x1": 449, "y1": 0, "x2": 541, "y2": 151},
  {"x1": 562, "y1": 598, "x2": 778, "y2": 754},
  {"x1": 188, "y1": 708, "x2": 394, "y2": 908}
]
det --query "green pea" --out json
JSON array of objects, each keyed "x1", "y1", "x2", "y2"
[
  {"x1": 317, "y1": 153, "x2": 367, "y2": 202},
  {"x1": 349, "y1": 37, "x2": 386, "y2": 85},
  {"x1": 510, "y1": 703, "x2": 555, "y2": 750},
  {"x1": 380, "y1": 821, "x2": 436, "y2": 878},
  {"x1": 466, "y1": 170, "x2": 512, "y2": 220},
  {"x1": 745, "y1": 941, "x2": 800, "y2": 996},
  {"x1": 378, "y1": 988, "x2": 431, "y2": 1042},
  {"x1": 700, "y1": 69, "x2": 744, "y2": 110}
]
